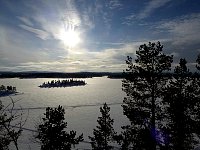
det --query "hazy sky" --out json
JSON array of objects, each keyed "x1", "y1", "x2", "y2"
[{"x1": 0, "y1": 0, "x2": 200, "y2": 72}]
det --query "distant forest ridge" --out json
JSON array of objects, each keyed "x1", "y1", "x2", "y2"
[
  {"x1": 0, "y1": 71, "x2": 199, "y2": 79},
  {"x1": 0, "y1": 71, "x2": 124, "y2": 79}
]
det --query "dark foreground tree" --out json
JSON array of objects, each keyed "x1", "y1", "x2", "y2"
[
  {"x1": 162, "y1": 59, "x2": 200, "y2": 150},
  {"x1": 89, "y1": 103, "x2": 116, "y2": 150},
  {"x1": 0, "y1": 97, "x2": 25, "y2": 150},
  {"x1": 121, "y1": 42, "x2": 173, "y2": 149},
  {"x1": 196, "y1": 54, "x2": 200, "y2": 70},
  {"x1": 35, "y1": 105, "x2": 83, "y2": 150}
]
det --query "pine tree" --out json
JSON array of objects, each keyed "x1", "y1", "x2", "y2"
[
  {"x1": 162, "y1": 58, "x2": 200, "y2": 149},
  {"x1": 121, "y1": 42, "x2": 173, "y2": 149},
  {"x1": 89, "y1": 103, "x2": 116, "y2": 150},
  {"x1": 35, "y1": 105, "x2": 83, "y2": 150}
]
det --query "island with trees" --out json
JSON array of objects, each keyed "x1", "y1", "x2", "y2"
[
  {"x1": 0, "y1": 85, "x2": 17, "y2": 96},
  {"x1": 39, "y1": 79, "x2": 86, "y2": 88}
]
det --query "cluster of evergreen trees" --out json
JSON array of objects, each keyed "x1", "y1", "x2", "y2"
[
  {"x1": 120, "y1": 42, "x2": 200, "y2": 150},
  {"x1": 0, "y1": 85, "x2": 16, "y2": 92},
  {"x1": 1, "y1": 41, "x2": 200, "y2": 149}
]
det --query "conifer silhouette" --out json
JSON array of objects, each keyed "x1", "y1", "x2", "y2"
[
  {"x1": 35, "y1": 105, "x2": 83, "y2": 150},
  {"x1": 162, "y1": 58, "x2": 200, "y2": 149},
  {"x1": 89, "y1": 103, "x2": 116, "y2": 150},
  {"x1": 121, "y1": 42, "x2": 173, "y2": 149}
]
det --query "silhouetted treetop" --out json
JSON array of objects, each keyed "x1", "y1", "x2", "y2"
[
  {"x1": 196, "y1": 54, "x2": 200, "y2": 70},
  {"x1": 89, "y1": 103, "x2": 116, "y2": 150},
  {"x1": 135, "y1": 42, "x2": 173, "y2": 73},
  {"x1": 35, "y1": 105, "x2": 83, "y2": 150},
  {"x1": 175, "y1": 58, "x2": 188, "y2": 74}
]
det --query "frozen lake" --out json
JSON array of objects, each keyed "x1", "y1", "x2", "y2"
[{"x1": 0, "y1": 77, "x2": 129, "y2": 149}]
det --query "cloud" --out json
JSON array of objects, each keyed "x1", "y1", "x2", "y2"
[
  {"x1": 0, "y1": 0, "x2": 105, "y2": 72},
  {"x1": 107, "y1": 0, "x2": 123, "y2": 10},
  {"x1": 0, "y1": 20, "x2": 173, "y2": 73},
  {"x1": 18, "y1": 0, "x2": 83, "y2": 42},
  {"x1": 92, "y1": 1, "x2": 113, "y2": 31},
  {"x1": 79, "y1": 4, "x2": 95, "y2": 30},
  {"x1": 74, "y1": 42, "x2": 140, "y2": 72},
  {"x1": 122, "y1": 14, "x2": 136, "y2": 26},
  {"x1": 147, "y1": 13, "x2": 200, "y2": 67},
  {"x1": 90, "y1": 41, "x2": 125, "y2": 46},
  {"x1": 0, "y1": 24, "x2": 61, "y2": 70},
  {"x1": 17, "y1": 16, "x2": 33, "y2": 26},
  {"x1": 138, "y1": 0, "x2": 171, "y2": 19},
  {"x1": 19, "y1": 24, "x2": 50, "y2": 40},
  {"x1": 61, "y1": 0, "x2": 81, "y2": 27},
  {"x1": 156, "y1": 13, "x2": 200, "y2": 46},
  {"x1": 81, "y1": 13, "x2": 95, "y2": 30},
  {"x1": 7, "y1": 41, "x2": 140, "y2": 72},
  {"x1": 123, "y1": 0, "x2": 171, "y2": 25}
]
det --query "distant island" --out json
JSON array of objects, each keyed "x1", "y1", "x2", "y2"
[
  {"x1": 0, "y1": 85, "x2": 18, "y2": 96},
  {"x1": 39, "y1": 79, "x2": 86, "y2": 88}
]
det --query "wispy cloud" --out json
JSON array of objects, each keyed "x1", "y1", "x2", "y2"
[
  {"x1": 123, "y1": 0, "x2": 171, "y2": 25},
  {"x1": 17, "y1": 16, "x2": 33, "y2": 26},
  {"x1": 122, "y1": 15, "x2": 134, "y2": 26},
  {"x1": 61, "y1": 0, "x2": 81, "y2": 28},
  {"x1": 18, "y1": 0, "x2": 82, "y2": 42},
  {"x1": 79, "y1": 3, "x2": 95, "y2": 30},
  {"x1": 138, "y1": 0, "x2": 171, "y2": 19},
  {"x1": 19, "y1": 24, "x2": 50, "y2": 40},
  {"x1": 156, "y1": 13, "x2": 200, "y2": 46},
  {"x1": 81, "y1": 12, "x2": 95, "y2": 30},
  {"x1": 90, "y1": 41, "x2": 125, "y2": 46},
  {"x1": 107, "y1": 0, "x2": 123, "y2": 10},
  {"x1": 0, "y1": 40, "x2": 141, "y2": 72},
  {"x1": 0, "y1": 23, "x2": 60, "y2": 67},
  {"x1": 92, "y1": 1, "x2": 114, "y2": 32}
]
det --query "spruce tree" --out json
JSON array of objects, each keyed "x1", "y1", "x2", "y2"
[
  {"x1": 162, "y1": 58, "x2": 200, "y2": 149},
  {"x1": 121, "y1": 42, "x2": 173, "y2": 149},
  {"x1": 35, "y1": 105, "x2": 83, "y2": 150},
  {"x1": 89, "y1": 103, "x2": 116, "y2": 150}
]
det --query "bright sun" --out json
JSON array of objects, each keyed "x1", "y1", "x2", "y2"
[{"x1": 59, "y1": 29, "x2": 80, "y2": 47}]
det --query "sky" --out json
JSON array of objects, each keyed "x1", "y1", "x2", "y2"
[{"x1": 0, "y1": 0, "x2": 200, "y2": 72}]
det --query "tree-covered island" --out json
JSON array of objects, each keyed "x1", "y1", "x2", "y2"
[
  {"x1": 0, "y1": 85, "x2": 17, "y2": 96},
  {"x1": 39, "y1": 79, "x2": 86, "y2": 88}
]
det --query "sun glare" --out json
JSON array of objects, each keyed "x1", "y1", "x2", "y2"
[{"x1": 59, "y1": 29, "x2": 80, "y2": 47}]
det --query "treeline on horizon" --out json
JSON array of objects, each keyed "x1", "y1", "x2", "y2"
[
  {"x1": 2, "y1": 69, "x2": 200, "y2": 79},
  {"x1": 2, "y1": 68, "x2": 200, "y2": 80},
  {"x1": 0, "y1": 71, "x2": 124, "y2": 79},
  {"x1": 2, "y1": 41, "x2": 200, "y2": 150}
]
